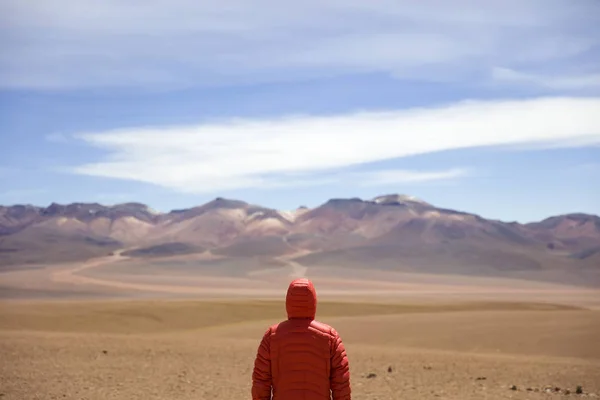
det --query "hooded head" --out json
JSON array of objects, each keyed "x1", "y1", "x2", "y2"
[{"x1": 285, "y1": 278, "x2": 317, "y2": 320}]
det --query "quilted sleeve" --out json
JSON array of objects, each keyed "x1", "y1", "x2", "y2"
[
  {"x1": 330, "y1": 328, "x2": 351, "y2": 400},
  {"x1": 251, "y1": 327, "x2": 272, "y2": 400}
]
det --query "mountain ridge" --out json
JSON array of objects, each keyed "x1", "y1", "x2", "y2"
[
  {"x1": 1, "y1": 195, "x2": 599, "y2": 278},
  {"x1": 1, "y1": 195, "x2": 596, "y2": 224}
]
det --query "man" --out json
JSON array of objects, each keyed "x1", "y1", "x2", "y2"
[{"x1": 252, "y1": 278, "x2": 351, "y2": 400}]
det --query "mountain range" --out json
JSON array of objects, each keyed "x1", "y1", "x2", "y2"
[{"x1": 1, "y1": 194, "x2": 599, "y2": 281}]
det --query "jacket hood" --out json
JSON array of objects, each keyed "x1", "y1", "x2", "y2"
[{"x1": 286, "y1": 278, "x2": 317, "y2": 319}]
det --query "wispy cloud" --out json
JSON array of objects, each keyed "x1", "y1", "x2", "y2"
[
  {"x1": 492, "y1": 67, "x2": 600, "y2": 90},
  {"x1": 227, "y1": 168, "x2": 470, "y2": 190},
  {"x1": 64, "y1": 96, "x2": 600, "y2": 194},
  {"x1": 353, "y1": 168, "x2": 468, "y2": 186},
  {"x1": 1, "y1": 0, "x2": 598, "y2": 90}
]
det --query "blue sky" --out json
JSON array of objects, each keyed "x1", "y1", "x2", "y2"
[{"x1": 1, "y1": 0, "x2": 599, "y2": 223}]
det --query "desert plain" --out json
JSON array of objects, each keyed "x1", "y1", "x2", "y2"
[{"x1": 1, "y1": 250, "x2": 599, "y2": 400}]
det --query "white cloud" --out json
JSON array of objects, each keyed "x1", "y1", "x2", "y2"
[
  {"x1": 222, "y1": 168, "x2": 470, "y2": 190},
  {"x1": 67, "y1": 96, "x2": 600, "y2": 193},
  {"x1": 1, "y1": 0, "x2": 598, "y2": 90}
]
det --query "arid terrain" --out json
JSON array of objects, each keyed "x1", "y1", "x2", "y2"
[
  {"x1": 1, "y1": 194, "x2": 599, "y2": 399},
  {"x1": 1, "y1": 248, "x2": 600, "y2": 399},
  {"x1": 1, "y1": 295, "x2": 600, "y2": 400}
]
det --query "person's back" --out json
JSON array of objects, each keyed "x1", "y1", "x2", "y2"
[{"x1": 252, "y1": 278, "x2": 351, "y2": 400}]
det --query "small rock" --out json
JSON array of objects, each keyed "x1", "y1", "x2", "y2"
[
  {"x1": 102, "y1": 350, "x2": 108, "y2": 354},
  {"x1": 387, "y1": 366, "x2": 393, "y2": 373},
  {"x1": 476, "y1": 377, "x2": 487, "y2": 381},
  {"x1": 526, "y1": 388, "x2": 533, "y2": 391},
  {"x1": 564, "y1": 389, "x2": 571, "y2": 395},
  {"x1": 366, "y1": 373, "x2": 377, "y2": 379},
  {"x1": 423, "y1": 366, "x2": 432, "y2": 370},
  {"x1": 576, "y1": 386, "x2": 584, "y2": 394},
  {"x1": 510, "y1": 385, "x2": 518, "y2": 391}
]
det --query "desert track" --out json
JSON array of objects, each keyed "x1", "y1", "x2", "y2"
[
  {"x1": 0, "y1": 250, "x2": 598, "y2": 308},
  {"x1": 47, "y1": 250, "x2": 288, "y2": 297}
]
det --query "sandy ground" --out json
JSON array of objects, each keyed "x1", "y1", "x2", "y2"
[
  {"x1": 1, "y1": 299, "x2": 600, "y2": 400},
  {"x1": 1, "y1": 251, "x2": 599, "y2": 307},
  {"x1": 1, "y1": 254, "x2": 600, "y2": 399}
]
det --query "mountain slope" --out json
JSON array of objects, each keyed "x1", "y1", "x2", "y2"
[
  {"x1": 1, "y1": 195, "x2": 598, "y2": 277},
  {"x1": 0, "y1": 227, "x2": 122, "y2": 266},
  {"x1": 523, "y1": 213, "x2": 600, "y2": 252},
  {"x1": 0, "y1": 203, "x2": 157, "y2": 265}
]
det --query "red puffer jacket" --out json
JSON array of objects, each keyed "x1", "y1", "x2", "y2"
[{"x1": 252, "y1": 278, "x2": 351, "y2": 400}]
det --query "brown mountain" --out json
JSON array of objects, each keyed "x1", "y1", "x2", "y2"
[
  {"x1": 1, "y1": 195, "x2": 598, "y2": 284},
  {"x1": 522, "y1": 213, "x2": 600, "y2": 253},
  {"x1": 0, "y1": 205, "x2": 42, "y2": 235},
  {"x1": 0, "y1": 202, "x2": 161, "y2": 265}
]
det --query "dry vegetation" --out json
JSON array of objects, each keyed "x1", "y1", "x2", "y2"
[{"x1": 1, "y1": 299, "x2": 599, "y2": 399}]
